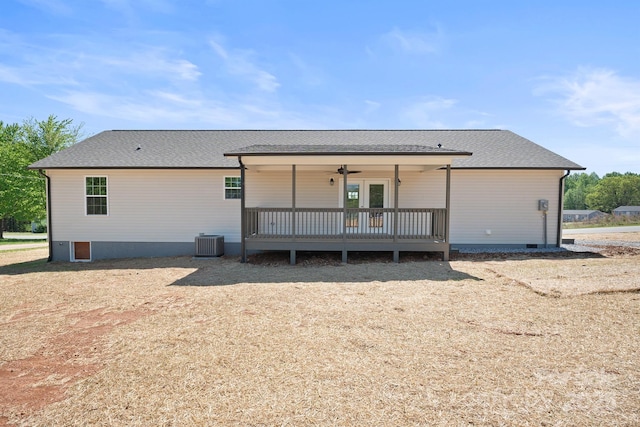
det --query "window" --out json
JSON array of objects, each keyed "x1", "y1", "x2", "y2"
[
  {"x1": 224, "y1": 176, "x2": 241, "y2": 199},
  {"x1": 86, "y1": 176, "x2": 108, "y2": 215}
]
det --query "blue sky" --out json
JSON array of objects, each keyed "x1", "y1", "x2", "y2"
[{"x1": 1, "y1": 0, "x2": 639, "y2": 175}]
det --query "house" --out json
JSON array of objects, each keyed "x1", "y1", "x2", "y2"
[
  {"x1": 562, "y1": 209, "x2": 606, "y2": 223},
  {"x1": 612, "y1": 206, "x2": 640, "y2": 217},
  {"x1": 29, "y1": 129, "x2": 584, "y2": 263}
]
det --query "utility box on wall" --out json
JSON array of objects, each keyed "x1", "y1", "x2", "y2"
[{"x1": 538, "y1": 199, "x2": 549, "y2": 211}]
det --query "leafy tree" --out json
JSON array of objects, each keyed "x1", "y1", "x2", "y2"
[
  {"x1": 586, "y1": 173, "x2": 640, "y2": 213},
  {"x1": 0, "y1": 122, "x2": 30, "y2": 238},
  {"x1": 564, "y1": 172, "x2": 600, "y2": 209},
  {"x1": 0, "y1": 116, "x2": 82, "y2": 238},
  {"x1": 603, "y1": 172, "x2": 623, "y2": 178},
  {"x1": 22, "y1": 116, "x2": 82, "y2": 161}
]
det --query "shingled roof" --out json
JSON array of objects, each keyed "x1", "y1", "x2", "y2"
[{"x1": 29, "y1": 129, "x2": 584, "y2": 170}]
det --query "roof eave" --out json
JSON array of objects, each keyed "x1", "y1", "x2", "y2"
[
  {"x1": 28, "y1": 166, "x2": 241, "y2": 170},
  {"x1": 450, "y1": 166, "x2": 586, "y2": 171}
]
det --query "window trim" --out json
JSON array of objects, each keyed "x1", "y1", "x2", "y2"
[
  {"x1": 85, "y1": 176, "x2": 109, "y2": 216},
  {"x1": 224, "y1": 176, "x2": 242, "y2": 200}
]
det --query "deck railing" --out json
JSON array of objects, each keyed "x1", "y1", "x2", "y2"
[{"x1": 245, "y1": 208, "x2": 446, "y2": 240}]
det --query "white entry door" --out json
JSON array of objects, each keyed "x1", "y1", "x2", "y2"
[{"x1": 339, "y1": 179, "x2": 389, "y2": 233}]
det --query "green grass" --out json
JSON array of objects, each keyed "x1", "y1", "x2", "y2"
[
  {"x1": 0, "y1": 232, "x2": 48, "y2": 245},
  {"x1": 0, "y1": 239, "x2": 48, "y2": 246}
]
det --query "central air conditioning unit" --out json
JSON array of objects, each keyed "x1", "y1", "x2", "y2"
[{"x1": 194, "y1": 235, "x2": 224, "y2": 257}]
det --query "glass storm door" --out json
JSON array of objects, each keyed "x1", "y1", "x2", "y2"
[
  {"x1": 346, "y1": 183, "x2": 361, "y2": 229},
  {"x1": 340, "y1": 179, "x2": 389, "y2": 233}
]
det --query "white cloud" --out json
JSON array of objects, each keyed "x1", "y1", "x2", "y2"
[
  {"x1": 47, "y1": 88, "x2": 333, "y2": 130},
  {"x1": 289, "y1": 53, "x2": 324, "y2": 87},
  {"x1": 381, "y1": 26, "x2": 444, "y2": 55},
  {"x1": 146, "y1": 90, "x2": 202, "y2": 106},
  {"x1": 364, "y1": 100, "x2": 381, "y2": 114},
  {"x1": 0, "y1": 30, "x2": 201, "y2": 87},
  {"x1": 48, "y1": 90, "x2": 241, "y2": 125},
  {"x1": 100, "y1": 0, "x2": 136, "y2": 22},
  {"x1": 0, "y1": 27, "x2": 286, "y2": 127},
  {"x1": 400, "y1": 96, "x2": 457, "y2": 128},
  {"x1": 209, "y1": 39, "x2": 229, "y2": 60},
  {"x1": 17, "y1": 0, "x2": 72, "y2": 15},
  {"x1": 0, "y1": 64, "x2": 37, "y2": 85},
  {"x1": 0, "y1": 50, "x2": 200, "y2": 89},
  {"x1": 139, "y1": 0, "x2": 173, "y2": 13},
  {"x1": 0, "y1": 62, "x2": 79, "y2": 86},
  {"x1": 100, "y1": 0, "x2": 173, "y2": 20},
  {"x1": 464, "y1": 120, "x2": 486, "y2": 128},
  {"x1": 209, "y1": 38, "x2": 280, "y2": 93},
  {"x1": 536, "y1": 67, "x2": 640, "y2": 137},
  {"x1": 99, "y1": 51, "x2": 202, "y2": 82}
]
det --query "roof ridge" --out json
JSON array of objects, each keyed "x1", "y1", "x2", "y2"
[{"x1": 107, "y1": 129, "x2": 506, "y2": 132}]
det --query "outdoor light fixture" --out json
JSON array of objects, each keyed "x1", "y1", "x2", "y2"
[
  {"x1": 330, "y1": 178, "x2": 334, "y2": 186},
  {"x1": 397, "y1": 178, "x2": 402, "y2": 186}
]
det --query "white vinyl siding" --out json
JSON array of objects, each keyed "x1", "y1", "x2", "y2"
[
  {"x1": 48, "y1": 169, "x2": 241, "y2": 243},
  {"x1": 397, "y1": 171, "x2": 445, "y2": 208},
  {"x1": 47, "y1": 168, "x2": 563, "y2": 248},
  {"x1": 449, "y1": 170, "x2": 562, "y2": 245},
  {"x1": 245, "y1": 170, "x2": 338, "y2": 208}
]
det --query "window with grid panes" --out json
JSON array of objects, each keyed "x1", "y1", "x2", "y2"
[
  {"x1": 86, "y1": 177, "x2": 108, "y2": 215},
  {"x1": 224, "y1": 176, "x2": 241, "y2": 199}
]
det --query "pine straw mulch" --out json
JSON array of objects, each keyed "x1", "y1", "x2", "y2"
[{"x1": 0, "y1": 240, "x2": 639, "y2": 426}]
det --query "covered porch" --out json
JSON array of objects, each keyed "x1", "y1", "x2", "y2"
[{"x1": 224, "y1": 144, "x2": 472, "y2": 264}]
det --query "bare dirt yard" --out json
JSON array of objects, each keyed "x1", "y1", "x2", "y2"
[{"x1": 1, "y1": 233, "x2": 639, "y2": 426}]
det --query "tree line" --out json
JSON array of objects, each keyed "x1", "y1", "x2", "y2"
[
  {"x1": 564, "y1": 172, "x2": 640, "y2": 212},
  {"x1": 2, "y1": 115, "x2": 638, "y2": 238},
  {"x1": 0, "y1": 116, "x2": 82, "y2": 238}
]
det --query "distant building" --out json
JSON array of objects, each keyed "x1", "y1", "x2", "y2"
[
  {"x1": 563, "y1": 209, "x2": 606, "y2": 223},
  {"x1": 612, "y1": 206, "x2": 640, "y2": 217}
]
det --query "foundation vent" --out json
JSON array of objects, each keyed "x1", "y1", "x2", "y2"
[{"x1": 195, "y1": 235, "x2": 224, "y2": 257}]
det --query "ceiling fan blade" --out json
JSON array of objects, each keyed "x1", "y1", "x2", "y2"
[{"x1": 337, "y1": 167, "x2": 362, "y2": 175}]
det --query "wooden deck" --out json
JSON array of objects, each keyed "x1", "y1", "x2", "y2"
[{"x1": 243, "y1": 207, "x2": 450, "y2": 263}]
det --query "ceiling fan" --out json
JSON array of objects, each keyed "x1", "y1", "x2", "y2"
[{"x1": 337, "y1": 167, "x2": 362, "y2": 175}]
